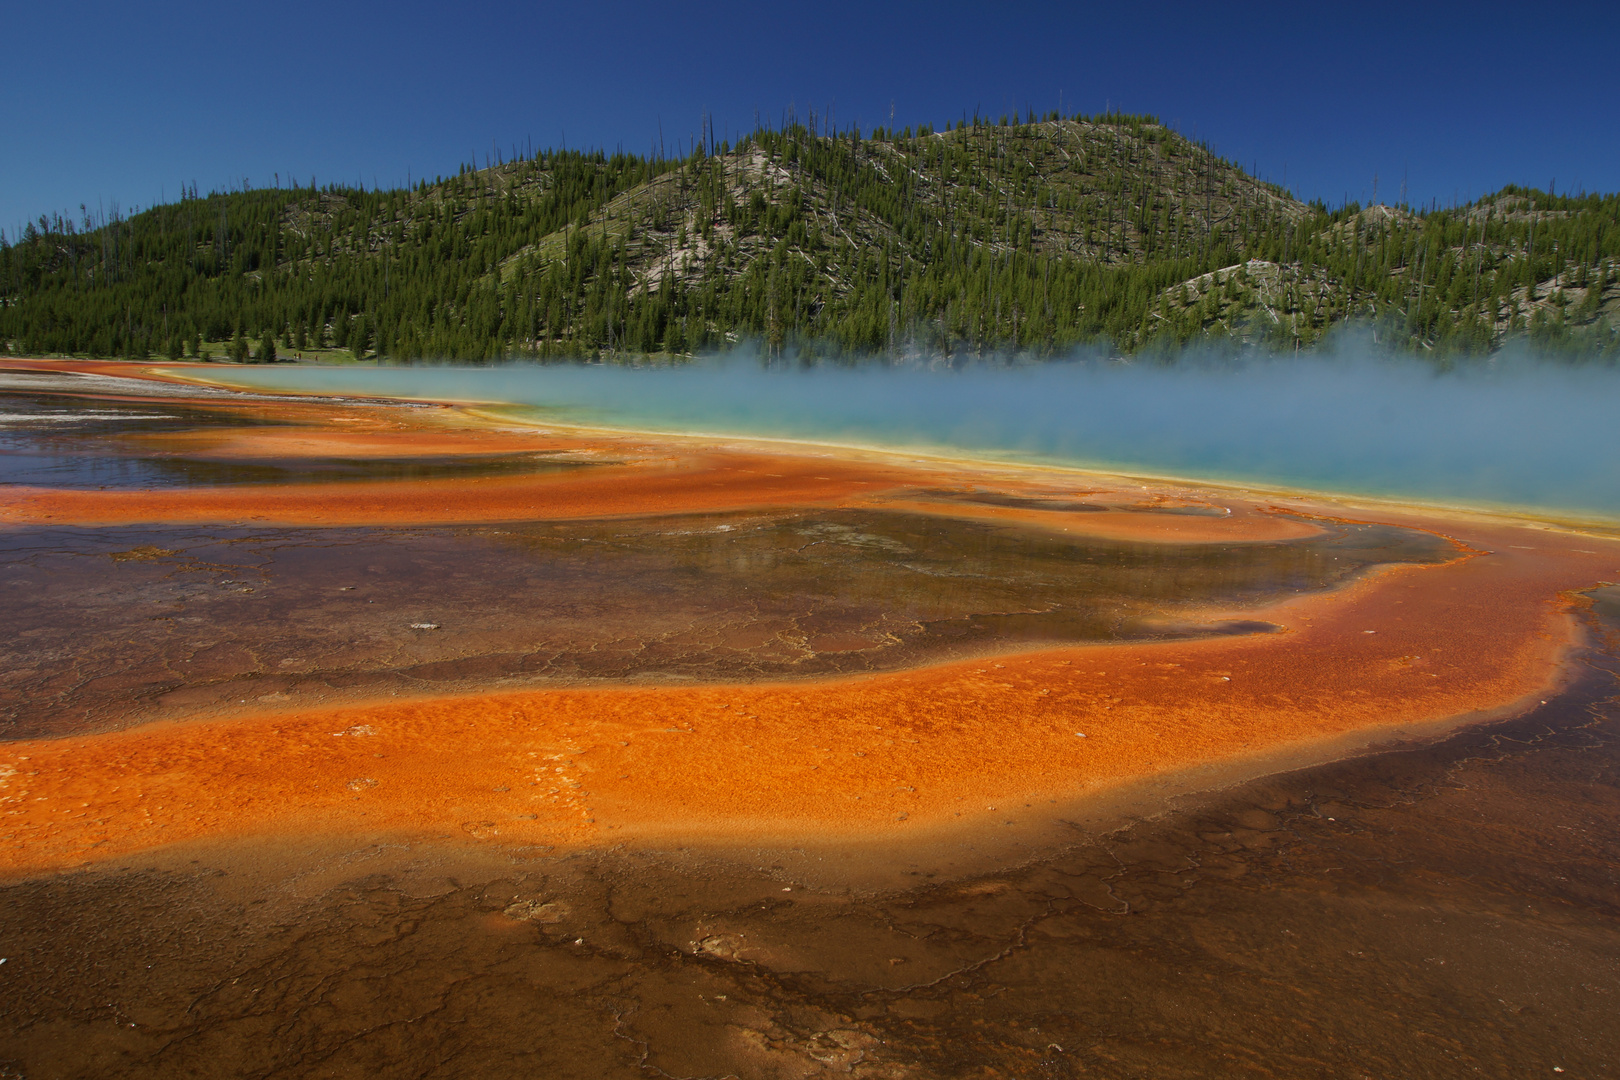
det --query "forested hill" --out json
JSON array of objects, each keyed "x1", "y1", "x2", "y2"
[{"x1": 3, "y1": 110, "x2": 1618, "y2": 362}]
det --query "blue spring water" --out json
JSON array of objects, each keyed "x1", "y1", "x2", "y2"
[{"x1": 210, "y1": 345, "x2": 1620, "y2": 521}]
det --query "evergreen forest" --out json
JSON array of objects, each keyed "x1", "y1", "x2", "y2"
[{"x1": 3, "y1": 110, "x2": 1617, "y2": 363}]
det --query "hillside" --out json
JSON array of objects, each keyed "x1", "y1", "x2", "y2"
[{"x1": 3, "y1": 111, "x2": 1617, "y2": 361}]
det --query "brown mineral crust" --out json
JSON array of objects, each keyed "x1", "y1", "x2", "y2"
[
  {"x1": 3, "y1": 523, "x2": 1614, "y2": 877},
  {"x1": 880, "y1": 495, "x2": 1326, "y2": 543}
]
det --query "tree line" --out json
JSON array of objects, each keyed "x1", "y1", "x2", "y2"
[{"x1": 2, "y1": 110, "x2": 1616, "y2": 363}]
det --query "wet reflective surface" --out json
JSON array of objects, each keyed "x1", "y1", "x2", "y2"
[
  {"x1": 1, "y1": 593, "x2": 1614, "y2": 1079},
  {"x1": 0, "y1": 391, "x2": 586, "y2": 489},
  {"x1": 0, "y1": 511, "x2": 1453, "y2": 739}
]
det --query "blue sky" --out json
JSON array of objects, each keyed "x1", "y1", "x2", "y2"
[{"x1": 4, "y1": 0, "x2": 1615, "y2": 236}]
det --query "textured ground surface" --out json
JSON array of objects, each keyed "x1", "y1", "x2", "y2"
[{"x1": 3, "y1": 359, "x2": 1619, "y2": 1078}]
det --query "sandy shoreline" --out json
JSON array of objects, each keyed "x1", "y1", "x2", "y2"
[{"x1": 2, "y1": 358, "x2": 1618, "y2": 882}]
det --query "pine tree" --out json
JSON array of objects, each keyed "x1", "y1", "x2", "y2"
[
  {"x1": 230, "y1": 329, "x2": 250, "y2": 363},
  {"x1": 350, "y1": 318, "x2": 370, "y2": 361},
  {"x1": 258, "y1": 330, "x2": 277, "y2": 364}
]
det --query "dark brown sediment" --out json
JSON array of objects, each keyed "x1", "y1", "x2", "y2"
[
  {"x1": 1, "y1": 592, "x2": 1616, "y2": 1079},
  {"x1": 0, "y1": 511, "x2": 1453, "y2": 740}
]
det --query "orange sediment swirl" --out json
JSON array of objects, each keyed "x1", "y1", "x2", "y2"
[
  {"x1": 0, "y1": 436, "x2": 1326, "y2": 539},
  {"x1": 0, "y1": 453, "x2": 920, "y2": 526},
  {"x1": 2, "y1": 532, "x2": 1612, "y2": 876}
]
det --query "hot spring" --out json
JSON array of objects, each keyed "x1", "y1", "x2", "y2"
[
  {"x1": 210, "y1": 343, "x2": 1620, "y2": 522},
  {"x1": 4, "y1": 351, "x2": 1619, "y2": 1079}
]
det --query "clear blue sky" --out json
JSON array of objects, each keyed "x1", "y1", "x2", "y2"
[{"x1": 4, "y1": 0, "x2": 1615, "y2": 237}]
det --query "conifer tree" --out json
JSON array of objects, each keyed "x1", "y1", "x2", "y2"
[{"x1": 350, "y1": 318, "x2": 369, "y2": 361}]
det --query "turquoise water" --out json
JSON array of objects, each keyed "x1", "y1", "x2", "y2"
[{"x1": 211, "y1": 352, "x2": 1620, "y2": 520}]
